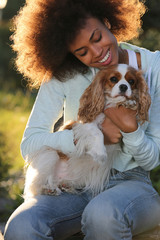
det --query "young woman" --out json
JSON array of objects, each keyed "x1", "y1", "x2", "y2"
[{"x1": 4, "y1": 0, "x2": 160, "y2": 239}]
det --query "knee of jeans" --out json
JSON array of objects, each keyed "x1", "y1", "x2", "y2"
[
  {"x1": 82, "y1": 196, "x2": 123, "y2": 232},
  {"x1": 4, "y1": 210, "x2": 33, "y2": 240}
]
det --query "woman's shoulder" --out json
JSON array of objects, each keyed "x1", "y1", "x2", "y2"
[
  {"x1": 120, "y1": 42, "x2": 160, "y2": 72},
  {"x1": 38, "y1": 69, "x2": 93, "y2": 98}
]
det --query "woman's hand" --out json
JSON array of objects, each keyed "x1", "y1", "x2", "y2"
[
  {"x1": 104, "y1": 106, "x2": 138, "y2": 133},
  {"x1": 101, "y1": 117, "x2": 122, "y2": 145},
  {"x1": 101, "y1": 106, "x2": 138, "y2": 145}
]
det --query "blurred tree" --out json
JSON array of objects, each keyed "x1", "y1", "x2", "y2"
[
  {"x1": 0, "y1": 24, "x2": 27, "y2": 89},
  {"x1": 3, "y1": 0, "x2": 25, "y2": 20},
  {"x1": 131, "y1": 0, "x2": 160, "y2": 51},
  {"x1": 0, "y1": 0, "x2": 26, "y2": 89},
  {"x1": 142, "y1": 0, "x2": 160, "y2": 31},
  {"x1": 2, "y1": 0, "x2": 160, "y2": 31}
]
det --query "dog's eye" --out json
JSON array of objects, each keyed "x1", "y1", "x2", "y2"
[
  {"x1": 128, "y1": 79, "x2": 135, "y2": 85},
  {"x1": 110, "y1": 76, "x2": 118, "y2": 83}
]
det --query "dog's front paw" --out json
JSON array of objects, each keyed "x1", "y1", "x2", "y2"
[
  {"x1": 42, "y1": 186, "x2": 62, "y2": 195},
  {"x1": 73, "y1": 123, "x2": 91, "y2": 156},
  {"x1": 73, "y1": 122, "x2": 107, "y2": 161},
  {"x1": 42, "y1": 175, "x2": 62, "y2": 195},
  {"x1": 42, "y1": 182, "x2": 62, "y2": 195},
  {"x1": 122, "y1": 99, "x2": 137, "y2": 109},
  {"x1": 87, "y1": 145, "x2": 107, "y2": 164}
]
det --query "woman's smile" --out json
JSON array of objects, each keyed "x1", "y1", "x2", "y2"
[{"x1": 98, "y1": 49, "x2": 111, "y2": 64}]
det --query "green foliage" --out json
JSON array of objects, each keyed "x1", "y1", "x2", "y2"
[
  {"x1": 151, "y1": 166, "x2": 160, "y2": 194},
  {"x1": 0, "y1": 23, "x2": 27, "y2": 90},
  {"x1": 142, "y1": 0, "x2": 160, "y2": 31},
  {"x1": 0, "y1": 89, "x2": 36, "y2": 111},
  {"x1": 0, "y1": 90, "x2": 35, "y2": 221},
  {"x1": 0, "y1": 132, "x2": 11, "y2": 180},
  {"x1": 130, "y1": 28, "x2": 160, "y2": 51}
]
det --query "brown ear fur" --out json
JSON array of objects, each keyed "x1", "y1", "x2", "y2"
[
  {"x1": 60, "y1": 121, "x2": 77, "y2": 130},
  {"x1": 136, "y1": 71, "x2": 151, "y2": 123},
  {"x1": 78, "y1": 71, "x2": 106, "y2": 123}
]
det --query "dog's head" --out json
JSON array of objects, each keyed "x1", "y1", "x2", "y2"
[
  {"x1": 78, "y1": 64, "x2": 151, "y2": 123},
  {"x1": 102, "y1": 64, "x2": 140, "y2": 99}
]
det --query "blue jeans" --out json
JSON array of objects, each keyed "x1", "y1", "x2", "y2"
[{"x1": 4, "y1": 167, "x2": 160, "y2": 240}]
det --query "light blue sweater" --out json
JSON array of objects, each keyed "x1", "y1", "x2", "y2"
[{"x1": 21, "y1": 43, "x2": 160, "y2": 172}]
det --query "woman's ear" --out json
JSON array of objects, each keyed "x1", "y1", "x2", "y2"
[
  {"x1": 78, "y1": 70, "x2": 106, "y2": 123},
  {"x1": 104, "y1": 19, "x2": 111, "y2": 29}
]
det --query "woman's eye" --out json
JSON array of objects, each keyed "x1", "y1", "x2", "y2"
[
  {"x1": 128, "y1": 79, "x2": 135, "y2": 85},
  {"x1": 94, "y1": 33, "x2": 102, "y2": 42},
  {"x1": 79, "y1": 51, "x2": 87, "y2": 57},
  {"x1": 110, "y1": 76, "x2": 118, "y2": 83}
]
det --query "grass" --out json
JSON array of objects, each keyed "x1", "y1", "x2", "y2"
[
  {"x1": 0, "y1": 89, "x2": 35, "y2": 221},
  {"x1": 0, "y1": 90, "x2": 35, "y2": 171},
  {"x1": 0, "y1": 109, "x2": 27, "y2": 169}
]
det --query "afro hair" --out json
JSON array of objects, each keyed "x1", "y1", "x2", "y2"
[{"x1": 11, "y1": 0, "x2": 146, "y2": 88}]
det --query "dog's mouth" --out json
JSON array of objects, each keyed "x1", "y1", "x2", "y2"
[
  {"x1": 115, "y1": 93, "x2": 135, "y2": 100},
  {"x1": 105, "y1": 90, "x2": 131, "y2": 99},
  {"x1": 118, "y1": 92, "x2": 130, "y2": 97}
]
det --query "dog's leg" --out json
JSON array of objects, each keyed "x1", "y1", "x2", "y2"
[
  {"x1": 24, "y1": 147, "x2": 61, "y2": 199},
  {"x1": 42, "y1": 174, "x2": 62, "y2": 195},
  {"x1": 86, "y1": 128, "x2": 107, "y2": 163},
  {"x1": 73, "y1": 120, "x2": 107, "y2": 163}
]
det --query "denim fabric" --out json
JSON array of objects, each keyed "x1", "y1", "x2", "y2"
[{"x1": 4, "y1": 167, "x2": 160, "y2": 240}]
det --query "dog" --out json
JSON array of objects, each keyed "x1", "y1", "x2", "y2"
[{"x1": 24, "y1": 64, "x2": 151, "y2": 199}]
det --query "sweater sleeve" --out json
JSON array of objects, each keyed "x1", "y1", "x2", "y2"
[
  {"x1": 21, "y1": 79, "x2": 76, "y2": 160},
  {"x1": 121, "y1": 70, "x2": 160, "y2": 171}
]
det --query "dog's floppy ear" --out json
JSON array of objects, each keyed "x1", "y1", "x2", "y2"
[
  {"x1": 78, "y1": 70, "x2": 106, "y2": 123},
  {"x1": 136, "y1": 70, "x2": 151, "y2": 123}
]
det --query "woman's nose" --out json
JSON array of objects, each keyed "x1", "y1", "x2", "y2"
[{"x1": 91, "y1": 44, "x2": 103, "y2": 58}]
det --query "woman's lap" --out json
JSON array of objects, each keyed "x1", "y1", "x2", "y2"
[
  {"x1": 82, "y1": 178, "x2": 160, "y2": 239},
  {"x1": 4, "y1": 167, "x2": 160, "y2": 240},
  {"x1": 4, "y1": 192, "x2": 90, "y2": 240}
]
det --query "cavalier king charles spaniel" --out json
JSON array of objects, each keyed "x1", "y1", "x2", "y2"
[{"x1": 24, "y1": 64, "x2": 151, "y2": 199}]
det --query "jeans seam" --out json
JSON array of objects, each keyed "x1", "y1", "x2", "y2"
[
  {"x1": 49, "y1": 210, "x2": 83, "y2": 228},
  {"x1": 120, "y1": 192, "x2": 159, "y2": 240},
  {"x1": 121, "y1": 193, "x2": 158, "y2": 240},
  {"x1": 124, "y1": 192, "x2": 159, "y2": 215}
]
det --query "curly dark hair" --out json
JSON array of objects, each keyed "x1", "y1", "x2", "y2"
[{"x1": 11, "y1": 0, "x2": 146, "y2": 88}]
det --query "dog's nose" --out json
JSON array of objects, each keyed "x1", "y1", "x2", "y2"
[{"x1": 119, "y1": 84, "x2": 128, "y2": 93}]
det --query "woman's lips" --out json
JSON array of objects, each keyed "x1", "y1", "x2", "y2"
[
  {"x1": 98, "y1": 49, "x2": 110, "y2": 63},
  {"x1": 98, "y1": 49, "x2": 112, "y2": 66}
]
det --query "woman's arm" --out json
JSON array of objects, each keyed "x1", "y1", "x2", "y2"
[{"x1": 21, "y1": 79, "x2": 76, "y2": 159}]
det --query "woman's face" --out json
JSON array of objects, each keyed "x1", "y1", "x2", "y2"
[{"x1": 69, "y1": 17, "x2": 120, "y2": 69}]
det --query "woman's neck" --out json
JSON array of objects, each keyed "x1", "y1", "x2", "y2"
[
  {"x1": 118, "y1": 47, "x2": 141, "y2": 69},
  {"x1": 118, "y1": 47, "x2": 128, "y2": 64}
]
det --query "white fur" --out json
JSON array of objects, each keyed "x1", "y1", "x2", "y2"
[
  {"x1": 105, "y1": 95, "x2": 126, "y2": 108},
  {"x1": 24, "y1": 113, "x2": 117, "y2": 199},
  {"x1": 24, "y1": 145, "x2": 119, "y2": 200},
  {"x1": 73, "y1": 113, "x2": 107, "y2": 163},
  {"x1": 111, "y1": 79, "x2": 132, "y2": 97},
  {"x1": 117, "y1": 64, "x2": 128, "y2": 76}
]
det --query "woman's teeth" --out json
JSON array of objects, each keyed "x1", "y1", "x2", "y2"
[{"x1": 99, "y1": 50, "x2": 110, "y2": 63}]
